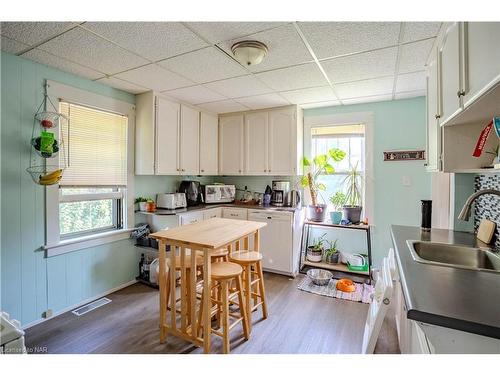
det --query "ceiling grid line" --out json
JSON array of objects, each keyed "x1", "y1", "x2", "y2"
[{"x1": 391, "y1": 22, "x2": 406, "y2": 100}]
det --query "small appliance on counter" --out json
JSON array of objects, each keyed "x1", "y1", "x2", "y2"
[
  {"x1": 178, "y1": 180, "x2": 203, "y2": 206},
  {"x1": 204, "y1": 184, "x2": 236, "y2": 204},
  {"x1": 271, "y1": 180, "x2": 291, "y2": 207},
  {"x1": 156, "y1": 193, "x2": 187, "y2": 209}
]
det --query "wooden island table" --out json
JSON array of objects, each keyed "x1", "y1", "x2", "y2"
[{"x1": 149, "y1": 217, "x2": 267, "y2": 353}]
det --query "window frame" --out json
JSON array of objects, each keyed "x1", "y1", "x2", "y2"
[{"x1": 44, "y1": 80, "x2": 135, "y2": 257}]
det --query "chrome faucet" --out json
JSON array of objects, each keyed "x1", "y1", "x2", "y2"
[{"x1": 458, "y1": 189, "x2": 500, "y2": 221}]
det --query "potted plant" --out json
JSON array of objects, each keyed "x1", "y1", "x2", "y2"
[
  {"x1": 301, "y1": 148, "x2": 346, "y2": 222},
  {"x1": 135, "y1": 197, "x2": 148, "y2": 211},
  {"x1": 307, "y1": 233, "x2": 326, "y2": 262},
  {"x1": 342, "y1": 162, "x2": 363, "y2": 224},
  {"x1": 324, "y1": 239, "x2": 340, "y2": 264},
  {"x1": 329, "y1": 191, "x2": 346, "y2": 224}
]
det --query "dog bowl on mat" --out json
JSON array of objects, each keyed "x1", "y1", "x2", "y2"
[{"x1": 307, "y1": 269, "x2": 333, "y2": 286}]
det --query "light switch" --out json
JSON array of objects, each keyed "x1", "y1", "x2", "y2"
[{"x1": 402, "y1": 175, "x2": 411, "y2": 187}]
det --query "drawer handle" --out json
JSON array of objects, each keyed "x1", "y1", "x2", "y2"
[
  {"x1": 457, "y1": 90, "x2": 465, "y2": 97},
  {"x1": 201, "y1": 169, "x2": 204, "y2": 172},
  {"x1": 434, "y1": 114, "x2": 441, "y2": 119}
]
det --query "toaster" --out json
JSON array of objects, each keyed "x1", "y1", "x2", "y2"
[{"x1": 156, "y1": 193, "x2": 187, "y2": 209}]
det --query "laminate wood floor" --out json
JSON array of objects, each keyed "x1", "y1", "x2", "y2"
[{"x1": 25, "y1": 273, "x2": 400, "y2": 354}]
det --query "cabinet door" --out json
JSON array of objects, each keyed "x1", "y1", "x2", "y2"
[
  {"x1": 244, "y1": 111, "x2": 268, "y2": 175},
  {"x1": 203, "y1": 207, "x2": 222, "y2": 220},
  {"x1": 219, "y1": 114, "x2": 244, "y2": 175},
  {"x1": 439, "y1": 22, "x2": 462, "y2": 125},
  {"x1": 463, "y1": 22, "x2": 500, "y2": 107},
  {"x1": 426, "y1": 56, "x2": 441, "y2": 171},
  {"x1": 179, "y1": 211, "x2": 204, "y2": 226},
  {"x1": 179, "y1": 105, "x2": 199, "y2": 175},
  {"x1": 156, "y1": 97, "x2": 180, "y2": 175},
  {"x1": 199, "y1": 112, "x2": 218, "y2": 175},
  {"x1": 268, "y1": 108, "x2": 296, "y2": 175},
  {"x1": 135, "y1": 92, "x2": 155, "y2": 175}
]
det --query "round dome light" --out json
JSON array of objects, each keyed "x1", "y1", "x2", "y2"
[{"x1": 231, "y1": 40, "x2": 268, "y2": 66}]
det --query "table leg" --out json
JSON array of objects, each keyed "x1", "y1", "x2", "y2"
[
  {"x1": 180, "y1": 247, "x2": 187, "y2": 332},
  {"x1": 170, "y1": 244, "x2": 177, "y2": 331},
  {"x1": 159, "y1": 240, "x2": 167, "y2": 343},
  {"x1": 202, "y1": 250, "x2": 212, "y2": 353}
]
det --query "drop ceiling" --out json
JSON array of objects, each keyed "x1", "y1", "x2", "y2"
[{"x1": 0, "y1": 21, "x2": 441, "y2": 113}]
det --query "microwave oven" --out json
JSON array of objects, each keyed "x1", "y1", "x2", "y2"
[{"x1": 204, "y1": 185, "x2": 236, "y2": 204}]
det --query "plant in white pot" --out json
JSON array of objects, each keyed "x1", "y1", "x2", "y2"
[
  {"x1": 342, "y1": 162, "x2": 363, "y2": 224},
  {"x1": 307, "y1": 233, "x2": 326, "y2": 262},
  {"x1": 135, "y1": 197, "x2": 148, "y2": 211},
  {"x1": 301, "y1": 148, "x2": 346, "y2": 222},
  {"x1": 329, "y1": 191, "x2": 346, "y2": 224}
]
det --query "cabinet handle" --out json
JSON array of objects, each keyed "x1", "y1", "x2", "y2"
[
  {"x1": 182, "y1": 169, "x2": 185, "y2": 172},
  {"x1": 434, "y1": 114, "x2": 441, "y2": 119},
  {"x1": 176, "y1": 168, "x2": 180, "y2": 171},
  {"x1": 238, "y1": 169, "x2": 242, "y2": 173},
  {"x1": 201, "y1": 169, "x2": 204, "y2": 172},
  {"x1": 457, "y1": 90, "x2": 465, "y2": 97}
]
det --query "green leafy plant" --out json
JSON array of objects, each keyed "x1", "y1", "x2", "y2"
[
  {"x1": 329, "y1": 191, "x2": 347, "y2": 211},
  {"x1": 309, "y1": 233, "x2": 327, "y2": 251},
  {"x1": 324, "y1": 239, "x2": 339, "y2": 257},
  {"x1": 134, "y1": 197, "x2": 148, "y2": 204},
  {"x1": 146, "y1": 198, "x2": 155, "y2": 203},
  {"x1": 300, "y1": 148, "x2": 346, "y2": 206},
  {"x1": 342, "y1": 162, "x2": 363, "y2": 207}
]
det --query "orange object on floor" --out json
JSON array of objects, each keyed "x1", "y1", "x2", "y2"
[{"x1": 336, "y1": 278, "x2": 356, "y2": 293}]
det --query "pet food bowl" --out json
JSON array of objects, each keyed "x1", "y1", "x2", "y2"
[{"x1": 307, "y1": 269, "x2": 333, "y2": 286}]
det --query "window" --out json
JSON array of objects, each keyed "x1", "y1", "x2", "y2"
[
  {"x1": 311, "y1": 124, "x2": 365, "y2": 207},
  {"x1": 58, "y1": 102, "x2": 128, "y2": 238}
]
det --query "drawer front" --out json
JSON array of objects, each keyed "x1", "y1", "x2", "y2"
[
  {"x1": 203, "y1": 208, "x2": 222, "y2": 220},
  {"x1": 179, "y1": 211, "x2": 204, "y2": 225},
  {"x1": 222, "y1": 208, "x2": 247, "y2": 220}
]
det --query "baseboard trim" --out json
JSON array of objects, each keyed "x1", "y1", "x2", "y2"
[{"x1": 22, "y1": 279, "x2": 138, "y2": 330}]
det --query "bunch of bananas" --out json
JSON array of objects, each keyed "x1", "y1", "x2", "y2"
[{"x1": 39, "y1": 169, "x2": 63, "y2": 185}]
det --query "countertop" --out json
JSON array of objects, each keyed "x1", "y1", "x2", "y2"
[
  {"x1": 137, "y1": 203, "x2": 302, "y2": 216},
  {"x1": 391, "y1": 225, "x2": 500, "y2": 339}
]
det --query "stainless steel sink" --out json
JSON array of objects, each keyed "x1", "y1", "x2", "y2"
[{"x1": 407, "y1": 240, "x2": 500, "y2": 273}]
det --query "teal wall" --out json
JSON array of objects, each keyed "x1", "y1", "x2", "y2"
[
  {"x1": 1, "y1": 51, "x2": 138, "y2": 326},
  {"x1": 304, "y1": 97, "x2": 431, "y2": 264}
]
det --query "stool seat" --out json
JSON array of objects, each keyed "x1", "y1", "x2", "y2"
[
  {"x1": 229, "y1": 251, "x2": 263, "y2": 264},
  {"x1": 211, "y1": 262, "x2": 242, "y2": 279}
]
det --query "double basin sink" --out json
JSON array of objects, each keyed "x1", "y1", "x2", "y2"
[{"x1": 407, "y1": 240, "x2": 500, "y2": 273}]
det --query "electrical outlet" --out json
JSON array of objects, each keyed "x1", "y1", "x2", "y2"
[{"x1": 43, "y1": 309, "x2": 53, "y2": 318}]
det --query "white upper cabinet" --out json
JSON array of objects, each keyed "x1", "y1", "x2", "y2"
[
  {"x1": 463, "y1": 22, "x2": 500, "y2": 107},
  {"x1": 219, "y1": 114, "x2": 244, "y2": 175},
  {"x1": 179, "y1": 105, "x2": 199, "y2": 175},
  {"x1": 439, "y1": 22, "x2": 462, "y2": 125},
  {"x1": 268, "y1": 107, "x2": 297, "y2": 175},
  {"x1": 156, "y1": 97, "x2": 180, "y2": 175},
  {"x1": 244, "y1": 111, "x2": 268, "y2": 175},
  {"x1": 135, "y1": 91, "x2": 155, "y2": 175},
  {"x1": 199, "y1": 112, "x2": 218, "y2": 175},
  {"x1": 426, "y1": 52, "x2": 441, "y2": 172}
]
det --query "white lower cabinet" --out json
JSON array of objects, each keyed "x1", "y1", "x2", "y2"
[
  {"x1": 178, "y1": 211, "x2": 204, "y2": 226},
  {"x1": 222, "y1": 207, "x2": 247, "y2": 220},
  {"x1": 202, "y1": 207, "x2": 222, "y2": 220}
]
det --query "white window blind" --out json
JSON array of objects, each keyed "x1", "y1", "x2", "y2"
[{"x1": 59, "y1": 102, "x2": 128, "y2": 186}]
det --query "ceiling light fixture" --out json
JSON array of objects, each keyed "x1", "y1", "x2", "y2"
[{"x1": 231, "y1": 40, "x2": 268, "y2": 66}]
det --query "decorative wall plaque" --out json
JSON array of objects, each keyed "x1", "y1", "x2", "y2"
[{"x1": 383, "y1": 150, "x2": 425, "y2": 161}]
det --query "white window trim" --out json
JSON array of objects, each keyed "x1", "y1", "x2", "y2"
[
  {"x1": 44, "y1": 80, "x2": 135, "y2": 256},
  {"x1": 304, "y1": 111, "x2": 374, "y2": 225}
]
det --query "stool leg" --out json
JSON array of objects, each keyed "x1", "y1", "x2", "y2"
[
  {"x1": 197, "y1": 287, "x2": 204, "y2": 339},
  {"x1": 221, "y1": 280, "x2": 230, "y2": 354},
  {"x1": 256, "y1": 261, "x2": 268, "y2": 319},
  {"x1": 186, "y1": 268, "x2": 192, "y2": 325},
  {"x1": 236, "y1": 275, "x2": 249, "y2": 340},
  {"x1": 244, "y1": 265, "x2": 252, "y2": 332}
]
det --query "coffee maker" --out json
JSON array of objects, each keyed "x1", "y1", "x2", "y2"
[{"x1": 271, "y1": 180, "x2": 291, "y2": 206}]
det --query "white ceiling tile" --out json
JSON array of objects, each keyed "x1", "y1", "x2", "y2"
[
  {"x1": 115, "y1": 64, "x2": 194, "y2": 92},
  {"x1": 342, "y1": 94, "x2": 393, "y2": 105},
  {"x1": 186, "y1": 22, "x2": 285, "y2": 43},
  {"x1": 96, "y1": 76, "x2": 149, "y2": 94},
  {"x1": 335, "y1": 76, "x2": 394, "y2": 99},
  {"x1": 399, "y1": 39, "x2": 435, "y2": 73},
  {"x1": 82, "y1": 22, "x2": 208, "y2": 61},
  {"x1": 395, "y1": 90, "x2": 426, "y2": 100},
  {"x1": 163, "y1": 85, "x2": 226, "y2": 104},
  {"x1": 204, "y1": 75, "x2": 272, "y2": 98},
  {"x1": 395, "y1": 71, "x2": 426, "y2": 92},
  {"x1": 256, "y1": 63, "x2": 327, "y2": 92},
  {"x1": 1, "y1": 35, "x2": 30, "y2": 54},
  {"x1": 198, "y1": 99, "x2": 249, "y2": 114},
  {"x1": 235, "y1": 93, "x2": 290, "y2": 110},
  {"x1": 22, "y1": 48, "x2": 104, "y2": 80},
  {"x1": 322, "y1": 47, "x2": 397, "y2": 83},
  {"x1": 37, "y1": 27, "x2": 149, "y2": 75},
  {"x1": 298, "y1": 22, "x2": 401, "y2": 59},
  {"x1": 402, "y1": 22, "x2": 441, "y2": 43},
  {"x1": 158, "y1": 47, "x2": 247, "y2": 83},
  {"x1": 300, "y1": 100, "x2": 341, "y2": 109},
  {"x1": 0, "y1": 22, "x2": 78, "y2": 47},
  {"x1": 280, "y1": 86, "x2": 337, "y2": 104},
  {"x1": 219, "y1": 23, "x2": 313, "y2": 72}
]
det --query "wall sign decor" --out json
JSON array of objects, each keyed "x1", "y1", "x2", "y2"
[{"x1": 383, "y1": 150, "x2": 425, "y2": 161}]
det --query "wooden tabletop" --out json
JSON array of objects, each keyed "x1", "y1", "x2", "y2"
[{"x1": 150, "y1": 218, "x2": 267, "y2": 249}]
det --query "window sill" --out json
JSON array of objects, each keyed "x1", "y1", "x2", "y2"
[{"x1": 44, "y1": 228, "x2": 133, "y2": 257}]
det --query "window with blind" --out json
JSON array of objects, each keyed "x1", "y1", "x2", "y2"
[
  {"x1": 58, "y1": 102, "x2": 128, "y2": 238},
  {"x1": 311, "y1": 124, "x2": 365, "y2": 207}
]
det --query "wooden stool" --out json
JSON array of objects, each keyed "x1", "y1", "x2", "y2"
[
  {"x1": 198, "y1": 261, "x2": 249, "y2": 354},
  {"x1": 210, "y1": 248, "x2": 229, "y2": 262},
  {"x1": 228, "y1": 251, "x2": 268, "y2": 331}
]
